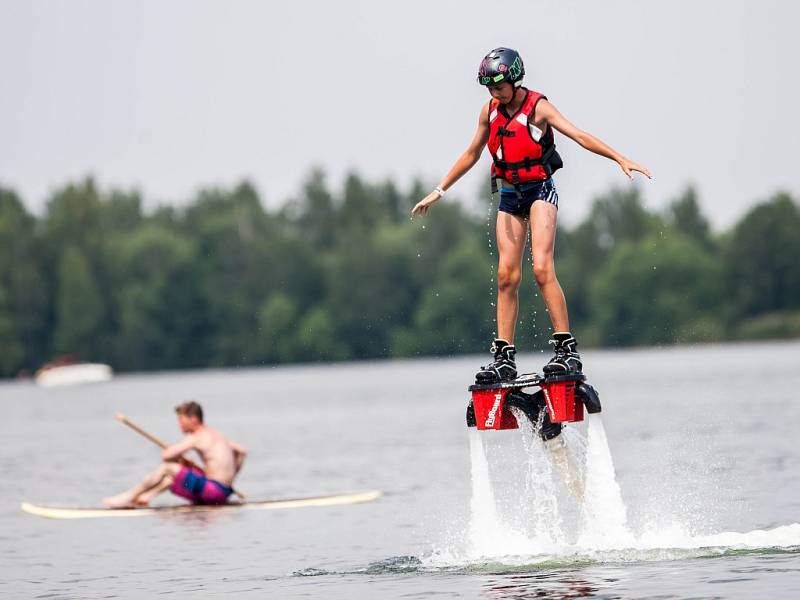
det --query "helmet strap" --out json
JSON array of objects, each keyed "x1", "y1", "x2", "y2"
[{"x1": 510, "y1": 86, "x2": 524, "y2": 105}]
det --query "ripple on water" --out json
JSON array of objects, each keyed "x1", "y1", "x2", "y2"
[{"x1": 292, "y1": 567, "x2": 331, "y2": 577}]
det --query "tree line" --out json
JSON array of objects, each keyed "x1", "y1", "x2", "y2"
[{"x1": 1, "y1": 171, "x2": 799, "y2": 377}]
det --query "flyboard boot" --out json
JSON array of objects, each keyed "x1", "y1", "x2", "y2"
[
  {"x1": 475, "y1": 339, "x2": 517, "y2": 384},
  {"x1": 468, "y1": 331, "x2": 601, "y2": 432},
  {"x1": 543, "y1": 332, "x2": 582, "y2": 376}
]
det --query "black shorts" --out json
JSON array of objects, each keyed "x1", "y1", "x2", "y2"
[{"x1": 498, "y1": 178, "x2": 559, "y2": 216}]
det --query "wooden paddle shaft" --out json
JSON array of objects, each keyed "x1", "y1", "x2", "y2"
[
  {"x1": 115, "y1": 412, "x2": 245, "y2": 500},
  {"x1": 116, "y1": 412, "x2": 202, "y2": 471},
  {"x1": 116, "y1": 413, "x2": 168, "y2": 448}
]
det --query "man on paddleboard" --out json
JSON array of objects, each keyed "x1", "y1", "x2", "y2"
[
  {"x1": 411, "y1": 47, "x2": 651, "y2": 382},
  {"x1": 103, "y1": 401, "x2": 246, "y2": 507}
]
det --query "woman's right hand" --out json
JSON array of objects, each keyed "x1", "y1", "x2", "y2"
[{"x1": 411, "y1": 191, "x2": 442, "y2": 217}]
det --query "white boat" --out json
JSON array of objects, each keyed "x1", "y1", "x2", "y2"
[{"x1": 34, "y1": 363, "x2": 113, "y2": 388}]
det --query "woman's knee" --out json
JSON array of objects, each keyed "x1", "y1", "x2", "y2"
[
  {"x1": 497, "y1": 266, "x2": 522, "y2": 292},
  {"x1": 532, "y1": 259, "x2": 556, "y2": 287}
]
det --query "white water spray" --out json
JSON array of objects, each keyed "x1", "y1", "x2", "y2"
[
  {"x1": 579, "y1": 414, "x2": 634, "y2": 548},
  {"x1": 514, "y1": 411, "x2": 568, "y2": 547},
  {"x1": 467, "y1": 429, "x2": 533, "y2": 557},
  {"x1": 428, "y1": 415, "x2": 800, "y2": 568},
  {"x1": 467, "y1": 428, "x2": 502, "y2": 551},
  {"x1": 463, "y1": 411, "x2": 636, "y2": 559}
]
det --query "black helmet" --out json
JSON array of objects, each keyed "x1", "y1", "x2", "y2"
[{"x1": 477, "y1": 47, "x2": 525, "y2": 87}]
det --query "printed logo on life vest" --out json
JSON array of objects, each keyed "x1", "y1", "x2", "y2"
[{"x1": 484, "y1": 393, "x2": 503, "y2": 427}]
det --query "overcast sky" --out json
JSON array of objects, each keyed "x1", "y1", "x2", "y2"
[{"x1": 1, "y1": 0, "x2": 798, "y2": 228}]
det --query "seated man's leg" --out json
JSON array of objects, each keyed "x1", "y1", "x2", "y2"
[
  {"x1": 133, "y1": 462, "x2": 182, "y2": 505},
  {"x1": 103, "y1": 462, "x2": 182, "y2": 508}
]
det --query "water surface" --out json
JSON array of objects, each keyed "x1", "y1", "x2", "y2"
[{"x1": 2, "y1": 341, "x2": 799, "y2": 598}]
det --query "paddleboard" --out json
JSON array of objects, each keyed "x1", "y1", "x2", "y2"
[{"x1": 21, "y1": 489, "x2": 382, "y2": 520}]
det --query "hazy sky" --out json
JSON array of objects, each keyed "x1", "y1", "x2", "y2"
[{"x1": 1, "y1": 0, "x2": 798, "y2": 228}]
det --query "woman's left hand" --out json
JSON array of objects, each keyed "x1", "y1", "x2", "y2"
[
  {"x1": 411, "y1": 191, "x2": 442, "y2": 217},
  {"x1": 619, "y1": 158, "x2": 652, "y2": 180}
]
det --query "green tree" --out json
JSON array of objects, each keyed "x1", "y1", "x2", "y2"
[
  {"x1": 283, "y1": 168, "x2": 337, "y2": 249},
  {"x1": 558, "y1": 186, "x2": 662, "y2": 334},
  {"x1": 3, "y1": 172, "x2": 800, "y2": 379},
  {"x1": 42, "y1": 178, "x2": 104, "y2": 258},
  {"x1": 42, "y1": 178, "x2": 132, "y2": 358},
  {"x1": 298, "y1": 306, "x2": 350, "y2": 361},
  {"x1": 393, "y1": 239, "x2": 493, "y2": 355},
  {"x1": 323, "y1": 227, "x2": 415, "y2": 357},
  {"x1": 257, "y1": 292, "x2": 302, "y2": 362},
  {"x1": 112, "y1": 225, "x2": 206, "y2": 370},
  {"x1": 52, "y1": 245, "x2": 105, "y2": 358},
  {"x1": 184, "y1": 182, "x2": 317, "y2": 364},
  {"x1": 723, "y1": 192, "x2": 800, "y2": 321},
  {"x1": 0, "y1": 284, "x2": 24, "y2": 375},
  {"x1": 0, "y1": 188, "x2": 48, "y2": 375},
  {"x1": 591, "y1": 233, "x2": 723, "y2": 345},
  {"x1": 667, "y1": 185, "x2": 712, "y2": 249},
  {"x1": 339, "y1": 172, "x2": 392, "y2": 234}
]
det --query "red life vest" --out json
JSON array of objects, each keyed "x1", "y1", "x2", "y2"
[{"x1": 487, "y1": 88, "x2": 562, "y2": 188}]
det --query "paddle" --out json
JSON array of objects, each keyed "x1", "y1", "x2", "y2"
[{"x1": 115, "y1": 412, "x2": 246, "y2": 501}]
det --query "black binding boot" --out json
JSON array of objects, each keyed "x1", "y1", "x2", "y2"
[
  {"x1": 543, "y1": 332, "x2": 583, "y2": 375},
  {"x1": 476, "y1": 339, "x2": 518, "y2": 384}
]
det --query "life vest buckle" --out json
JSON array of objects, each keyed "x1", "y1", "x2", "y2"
[{"x1": 496, "y1": 126, "x2": 516, "y2": 137}]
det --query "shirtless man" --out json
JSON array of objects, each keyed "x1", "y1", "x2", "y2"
[{"x1": 103, "y1": 401, "x2": 246, "y2": 507}]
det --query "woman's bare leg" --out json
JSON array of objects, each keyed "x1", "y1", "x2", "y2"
[
  {"x1": 529, "y1": 201, "x2": 569, "y2": 332},
  {"x1": 495, "y1": 211, "x2": 529, "y2": 343}
]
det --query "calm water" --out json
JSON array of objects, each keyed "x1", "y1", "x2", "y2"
[{"x1": 2, "y1": 341, "x2": 800, "y2": 599}]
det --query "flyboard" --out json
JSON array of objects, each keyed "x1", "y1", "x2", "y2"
[
  {"x1": 21, "y1": 490, "x2": 382, "y2": 520},
  {"x1": 467, "y1": 372, "x2": 601, "y2": 435},
  {"x1": 467, "y1": 372, "x2": 603, "y2": 501}
]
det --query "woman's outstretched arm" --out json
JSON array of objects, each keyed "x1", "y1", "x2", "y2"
[
  {"x1": 538, "y1": 100, "x2": 652, "y2": 180},
  {"x1": 411, "y1": 103, "x2": 492, "y2": 216}
]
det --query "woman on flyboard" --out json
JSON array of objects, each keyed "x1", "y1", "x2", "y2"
[{"x1": 412, "y1": 47, "x2": 651, "y2": 383}]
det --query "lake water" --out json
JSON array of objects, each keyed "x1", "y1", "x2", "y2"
[{"x1": 2, "y1": 341, "x2": 800, "y2": 598}]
